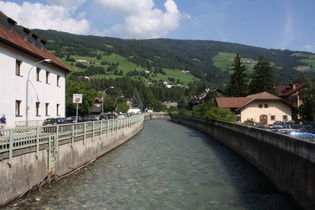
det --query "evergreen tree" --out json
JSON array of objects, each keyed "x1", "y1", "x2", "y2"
[
  {"x1": 225, "y1": 54, "x2": 248, "y2": 97},
  {"x1": 132, "y1": 88, "x2": 143, "y2": 111},
  {"x1": 249, "y1": 56, "x2": 276, "y2": 94}
]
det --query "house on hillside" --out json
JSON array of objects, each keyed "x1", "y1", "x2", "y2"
[
  {"x1": 275, "y1": 83, "x2": 306, "y2": 107},
  {"x1": 216, "y1": 92, "x2": 295, "y2": 124},
  {"x1": 192, "y1": 88, "x2": 226, "y2": 107},
  {"x1": 275, "y1": 83, "x2": 306, "y2": 121},
  {"x1": 0, "y1": 12, "x2": 71, "y2": 128}
]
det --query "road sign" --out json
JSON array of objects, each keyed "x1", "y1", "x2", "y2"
[{"x1": 73, "y1": 94, "x2": 83, "y2": 104}]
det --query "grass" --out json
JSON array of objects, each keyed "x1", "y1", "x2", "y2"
[{"x1": 58, "y1": 53, "x2": 198, "y2": 86}]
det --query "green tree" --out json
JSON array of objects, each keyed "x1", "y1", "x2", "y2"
[
  {"x1": 249, "y1": 56, "x2": 276, "y2": 94},
  {"x1": 151, "y1": 99, "x2": 165, "y2": 112},
  {"x1": 192, "y1": 100, "x2": 216, "y2": 118},
  {"x1": 132, "y1": 88, "x2": 143, "y2": 111},
  {"x1": 102, "y1": 95, "x2": 116, "y2": 113},
  {"x1": 300, "y1": 81, "x2": 315, "y2": 121},
  {"x1": 204, "y1": 107, "x2": 235, "y2": 123},
  {"x1": 226, "y1": 54, "x2": 248, "y2": 97},
  {"x1": 116, "y1": 103, "x2": 130, "y2": 113},
  {"x1": 66, "y1": 79, "x2": 98, "y2": 116}
]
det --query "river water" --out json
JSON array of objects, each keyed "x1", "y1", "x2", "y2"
[{"x1": 4, "y1": 119, "x2": 296, "y2": 210}]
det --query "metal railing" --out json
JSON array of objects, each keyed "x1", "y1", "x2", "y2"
[{"x1": 0, "y1": 115, "x2": 144, "y2": 165}]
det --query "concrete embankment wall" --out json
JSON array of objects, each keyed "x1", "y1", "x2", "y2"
[
  {"x1": 171, "y1": 115, "x2": 315, "y2": 210},
  {"x1": 0, "y1": 120, "x2": 143, "y2": 207},
  {"x1": 143, "y1": 113, "x2": 170, "y2": 120}
]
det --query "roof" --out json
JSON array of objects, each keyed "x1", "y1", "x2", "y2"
[
  {"x1": 216, "y1": 91, "x2": 290, "y2": 111},
  {"x1": 0, "y1": 11, "x2": 71, "y2": 73},
  {"x1": 275, "y1": 83, "x2": 306, "y2": 97},
  {"x1": 216, "y1": 97, "x2": 252, "y2": 108},
  {"x1": 246, "y1": 91, "x2": 282, "y2": 100}
]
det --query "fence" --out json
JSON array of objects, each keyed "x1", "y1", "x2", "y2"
[{"x1": 0, "y1": 115, "x2": 144, "y2": 166}]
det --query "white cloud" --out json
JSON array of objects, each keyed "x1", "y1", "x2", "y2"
[
  {"x1": 95, "y1": 0, "x2": 190, "y2": 39},
  {"x1": 302, "y1": 45, "x2": 315, "y2": 52},
  {"x1": 95, "y1": 0, "x2": 155, "y2": 16},
  {"x1": 47, "y1": 0, "x2": 86, "y2": 10},
  {"x1": 0, "y1": 1, "x2": 90, "y2": 35}
]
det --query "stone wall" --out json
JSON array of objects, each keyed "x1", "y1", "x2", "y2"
[{"x1": 171, "y1": 115, "x2": 315, "y2": 210}]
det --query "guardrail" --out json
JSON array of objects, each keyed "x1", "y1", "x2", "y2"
[{"x1": 0, "y1": 115, "x2": 144, "y2": 165}]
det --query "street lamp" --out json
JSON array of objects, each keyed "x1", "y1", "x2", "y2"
[
  {"x1": 25, "y1": 58, "x2": 51, "y2": 126},
  {"x1": 115, "y1": 95, "x2": 124, "y2": 104},
  {"x1": 101, "y1": 86, "x2": 114, "y2": 113}
]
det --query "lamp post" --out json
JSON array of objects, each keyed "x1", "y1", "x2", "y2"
[
  {"x1": 115, "y1": 95, "x2": 124, "y2": 104},
  {"x1": 101, "y1": 86, "x2": 114, "y2": 113},
  {"x1": 25, "y1": 58, "x2": 51, "y2": 126}
]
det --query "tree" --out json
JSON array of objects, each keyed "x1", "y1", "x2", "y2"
[
  {"x1": 66, "y1": 79, "x2": 98, "y2": 116},
  {"x1": 225, "y1": 54, "x2": 248, "y2": 97},
  {"x1": 203, "y1": 107, "x2": 235, "y2": 123},
  {"x1": 249, "y1": 56, "x2": 276, "y2": 94},
  {"x1": 151, "y1": 99, "x2": 165, "y2": 112},
  {"x1": 116, "y1": 103, "x2": 130, "y2": 113},
  {"x1": 299, "y1": 81, "x2": 315, "y2": 121},
  {"x1": 132, "y1": 88, "x2": 143, "y2": 111}
]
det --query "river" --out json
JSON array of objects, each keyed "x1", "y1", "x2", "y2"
[{"x1": 3, "y1": 118, "x2": 296, "y2": 209}]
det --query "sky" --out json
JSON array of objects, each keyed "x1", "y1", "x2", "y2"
[{"x1": 1, "y1": 0, "x2": 315, "y2": 53}]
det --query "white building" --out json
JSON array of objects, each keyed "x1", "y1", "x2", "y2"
[{"x1": 0, "y1": 12, "x2": 71, "y2": 128}]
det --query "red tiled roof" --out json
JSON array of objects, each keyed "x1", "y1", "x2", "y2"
[
  {"x1": 275, "y1": 83, "x2": 306, "y2": 97},
  {"x1": 246, "y1": 91, "x2": 282, "y2": 100},
  {"x1": 216, "y1": 92, "x2": 283, "y2": 110},
  {"x1": 0, "y1": 12, "x2": 70, "y2": 73},
  {"x1": 216, "y1": 97, "x2": 252, "y2": 108}
]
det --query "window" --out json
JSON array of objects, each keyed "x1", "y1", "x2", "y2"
[
  {"x1": 31, "y1": 35, "x2": 37, "y2": 45},
  {"x1": 271, "y1": 115, "x2": 275, "y2": 120},
  {"x1": 15, "y1": 100, "x2": 22, "y2": 117},
  {"x1": 264, "y1": 104, "x2": 268, "y2": 108},
  {"x1": 46, "y1": 71, "x2": 50, "y2": 84},
  {"x1": 45, "y1": 103, "x2": 49, "y2": 116},
  {"x1": 36, "y1": 67, "x2": 41, "y2": 81},
  {"x1": 56, "y1": 104, "x2": 60, "y2": 116},
  {"x1": 39, "y1": 40, "x2": 46, "y2": 50},
  {"x1": 283, "y1": 115, "x2": 288, "y2": 121},
  {"x1": 258, "y1": 104, "x2": 263, "y2": 108},
  {"x1": 16, "y1": 60, "x2": 22, "y2": 76},
  {"x1": 23, "y1": 28, "x2": 30, "y2": 41},
  {"x1": 57, "y1": 75, "x2": 60, "y2": 87},
  {"x1": 36, "y1": 102, "x2": 41, "y2": 116},
  {"x1": 7, "y1": 18, "x2": 16, "y2": 33}
]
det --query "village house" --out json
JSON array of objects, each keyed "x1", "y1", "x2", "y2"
[
  {"x1": 216, "y1": 92, "x2": 295, "y2": 125},
  {"x1": 275, "y1": 83, "x2": 306, "y2": 120},
  {"x1": 0, "y1": 12, "x2": 71, "y2": 128},
  {"x1": 275, "y1": 83, "x2": 305, "y2": 108}
]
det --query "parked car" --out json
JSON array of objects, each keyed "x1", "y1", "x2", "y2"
[
  {"x1": 83, "y1": 116, "x2": 97, "y2": 121},
  {"x1": 106, "y1": 113, "x2": 117, "y2": 119},
  {"x1": 42, "y1": 117, "x2": 68, "y2": 133},
  {"x1": 99, "y1": 114, "x2": 109, "y2": 120},
  {"x1": 286, "y1": 132, "x2": 315, "y2": 141},
  {"x1": 42, "y1": 117, "x2": 68, "y2": 126},
  {"x1": 67, "y1": 116, "x2": 84, "y2": 123}
]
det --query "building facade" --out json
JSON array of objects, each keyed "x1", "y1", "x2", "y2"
[
  {"x1": 216, "y1": 92, "x2": 294, "y2": 125},
  {"x1": 0, "y1": 12, "x2": 71, "y2": 128}
]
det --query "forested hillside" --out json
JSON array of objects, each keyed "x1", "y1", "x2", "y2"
[{"x1": 33, "y1": 29, "x2": 315, "y2": 87}]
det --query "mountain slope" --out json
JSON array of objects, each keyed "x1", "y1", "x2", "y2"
[{"x1": 32, "y1": 29, "x2": 315, "y2": 87}]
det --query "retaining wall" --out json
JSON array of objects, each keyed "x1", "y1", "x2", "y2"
[
  {"x1": 171, "y1": 115, "x2": 315, "y2": 210},
  {"x1": 0, "y1": 118, "x2": 143, "y2": 207}
]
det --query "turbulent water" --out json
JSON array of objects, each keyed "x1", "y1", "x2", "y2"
[{"x1": 4, "y1": 119, "x2": 296, "y2": 210}]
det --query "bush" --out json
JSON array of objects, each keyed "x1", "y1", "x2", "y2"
[{"x1": 204, "y1": 107, "x2": 235, "y2": 123}]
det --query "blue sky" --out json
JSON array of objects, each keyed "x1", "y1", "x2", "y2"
[{"x1": 1, "y1": 0, "x2": 315, "y2": 53}]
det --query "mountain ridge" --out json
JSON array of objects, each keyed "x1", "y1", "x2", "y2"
[{"x1": 32, "y1": 29, "x2": 315, "y2": 87}]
